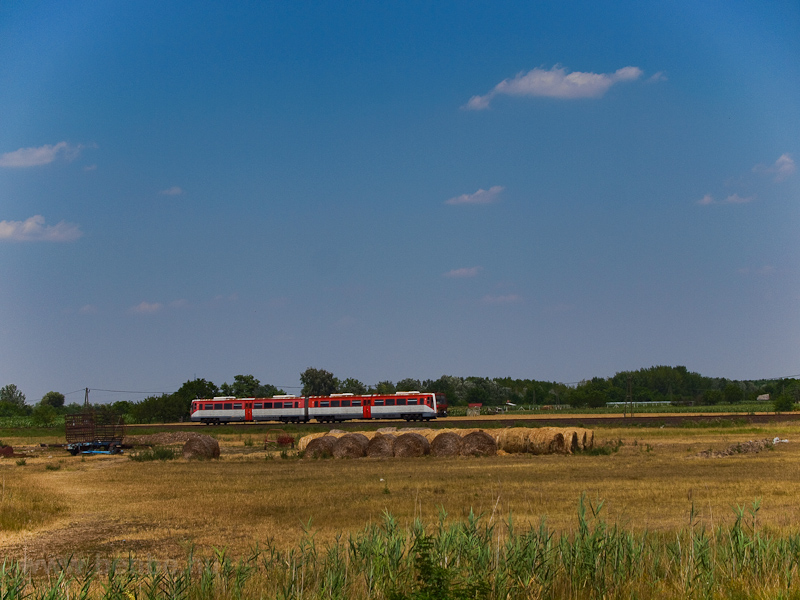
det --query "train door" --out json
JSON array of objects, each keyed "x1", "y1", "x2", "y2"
[
  {"x1": 362, "y1": 398, "x2": 372, "y2": 419},
  {"x1": 245, "y1": 403, "x2": 253, "y2": 422}
]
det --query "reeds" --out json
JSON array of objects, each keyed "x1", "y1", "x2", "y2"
[{"x1": 6, "y1": 497, "x2": 800, "y2": 599}]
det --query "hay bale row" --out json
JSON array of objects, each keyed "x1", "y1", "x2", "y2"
[{"x1": 297, "y1": 426, "x2": 592, "y2": 458}]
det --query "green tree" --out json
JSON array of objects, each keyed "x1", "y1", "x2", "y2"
[
  {"x1": 774, "y1": 393, "x2": 795, "y2": 413},
  {"x1": 32, "y1": 403, "x2": 58, "y2": 426},
  {"x1": 40, "y1": 391, "x2": 65, "y2": 409},
  {"x1": 300, "y1": 368, "x2": 339, "y2": 396},
  {"x1": 396, "y1": 378, "x2": 422, "y2": 392},
  {"x1": 0, "y1": 384, "x2": 25, "y2": 408},
  {"x1": 723, "y1": 383, "x2": 744, "y2": 404},
  {"x1": 339, "y1": 377, "x2": 367, "y2": 395},
  {"x1": 374, "y1": 380, "x2": 396, "y2": 394},
  {"x1": 702, "y1": 389, "x2": 724, "y2": 405}
]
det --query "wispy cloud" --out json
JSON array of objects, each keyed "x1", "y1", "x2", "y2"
[
  {"x1": 160, "y1": 186, "x2": 184, "y2": 196},
  {"x1": 464, "y1": 65, "x2": 644, "y2": 110},
  {"x1": 444, "y1": 266, "x2": 482, "y2": 278},
  {"x1": 697, "y1": 193, "x2": 755, "y2": 205},
  {"x1": 131, "y1": 301, "x2": 164, "y2": 314},
  {"x1": 481, "y1": 294, "x2": 522, "y2": 305},
  {"x1": 0, "y1": 142, "x2": 85, "y2": 167},
  {"x1": 79, "y1": 304, "x2": 98, "y2": 315},
  {"x1": 724, "y1": 193, "x2": 754, "y2": 204},
  {"x1": 753, "y1": 153, "x2": 795, "y2": 182},
  {"x1": 445, "y1": 185, "x2": 504, "y2": 205},
  {"x1": 0, "y1": 215, "x2": 83, "y2": 242}
]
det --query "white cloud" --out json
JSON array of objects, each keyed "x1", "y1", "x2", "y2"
[
  {"x1": 481, "y1": 294, "x2": 522, "y2": 305},
  {"x1": 0, "y1": 142, "x2": 84, "y2": 167},
  {"x1": 464, "y1": 65, "x2": 644, "y2": 110},
  {"x1": 697, "y1": 194, "x2": 715, "y2": 205},
  {"x1": 444, "y1": 266, "x2": 482, "y2": 278},
  {"x1": 131, "y1": 301, "x2": 163, "y2": 314},
  {"x1": 724, "y1": 193, "x2": 754, "y2": 204},
  {"x1": 0, "y1": 215, "x2": 83, "y2": 242},
  {"x1": 648, "y1": 71, "x2": 668, "y2": 83},
  {"x1": 445, "y1": 185, "x2": 504, "y2": 205},
  {"x1": 753, "y1": 153, "x2": 795, "y2": 182},
  {"x1": 160, "y1": 186, "x2": 184, "y2": 196}
]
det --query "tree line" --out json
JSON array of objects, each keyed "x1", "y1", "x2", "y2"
[{"x1": 2, "y1": 365, "x2": 799, "y2": 424}]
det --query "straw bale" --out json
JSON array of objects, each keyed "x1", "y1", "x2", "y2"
[
  {"x1": 393, "y1": 432, "x2": 430, "y2": 457},
  {"x1": 297, "y1": 432, "x2": 328, "y2": 452},
  {"x1": 495, "y1": 429, "x2": 530, "y2": 453},
  {"x1": 333, "y1": 433, "x2": 369, "y2": 458},
  {"x1": 304, "y1": 435, "x2": 337, "y2": 458},
  {"x1": 430, "y1": 432, "x2": 463, "y2": 457},
  {"x1": 366, "y1": 433, "x2": 395, "y2": 458},
  {"x1": 527, "y1": 428, "x2": 568, "y2": 454},
  {"x1": 460, "y1": 431, "x2": 497, "y2": 457},
  {"x1": 182, "y1": 435, "x2": 220, "y2": 460},
  {"x1": 562, "y1": 429, "x2": 580, "y2": 454},
  {"x1": 376, "y1": 427, "x2": 397, "y2": 434}
]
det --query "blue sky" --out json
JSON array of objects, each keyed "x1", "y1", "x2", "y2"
[{"x1": 1, "y1": 1, "x2": 798, "y2": 404}]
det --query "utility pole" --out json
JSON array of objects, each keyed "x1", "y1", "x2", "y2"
[
  {"x1": 84, "y1": 387, "x2": 90, "y2": 408},
  {"x1": 625, "y1": 375, "x2": 633, "y2": 418}
]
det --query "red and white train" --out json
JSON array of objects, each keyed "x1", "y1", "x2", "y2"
[{"x1": 190, "y1": 391, "x2": 440, "y2": 424}]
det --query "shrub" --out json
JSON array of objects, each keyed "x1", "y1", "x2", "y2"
[{"x1": 129, "y1": 446, "x2": 177, "y2": 462}]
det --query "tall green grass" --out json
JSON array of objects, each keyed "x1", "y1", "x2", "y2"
[{"x1": 6, "y1": 497, "x2": 800, "y2": 599}]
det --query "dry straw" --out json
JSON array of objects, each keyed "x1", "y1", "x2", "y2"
[
  {"x1": 460, "y1": 431, "x2": 497, "y2": 456},
  {"x1": 366, "y1": 433, "x2": 395, "y2": 458},
  {"x1": 333, "y1": 433, "x2": 369, "y2": 458},
  {"x1": 393, "y1": 433, "x2": 430, "y2": 457},
  {"x1": 430, "y1": 432, "x2": 463, "y2": 457},
  {"x1": 304, "y1": 435, "x2": 338, "y2": 458},
  {"x1": 182, "y1": 435, "x2": 220, "y2": 460}
]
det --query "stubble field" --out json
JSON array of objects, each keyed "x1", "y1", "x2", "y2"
[{"x1": 2, "y1": 420, "x2": 800, "y2": 563}]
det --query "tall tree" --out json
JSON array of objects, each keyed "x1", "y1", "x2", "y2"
[
  {"x1": 0, "y1": 384, "x2": 25, "y2": 408},
  {"x1": 40, "y1": 391, "x2": 65, "y2": 409},
  {"x1": 300, "y1": 368, "x2": 338, "y2": 396},
  {"x1": 339, "y1": 377, "x2": 367, "y2": 395}
]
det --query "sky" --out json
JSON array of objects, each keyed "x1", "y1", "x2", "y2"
[{"x1": 1, "y1": 1, "x2": 799, "y2": 405}]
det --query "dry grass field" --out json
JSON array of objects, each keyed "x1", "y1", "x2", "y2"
[{"x1": 2, "y1": 420, "x2": 800, "y2": 563}]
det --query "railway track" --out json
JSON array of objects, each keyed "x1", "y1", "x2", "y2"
[{"x1": 129, "y1": 411, "x2": 800, "y2": 431}]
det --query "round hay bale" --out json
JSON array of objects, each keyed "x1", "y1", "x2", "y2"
[
  {"x1": 527, "y1": 428, "x2": 568, "y2": 454},
  {"x1": 393, "y1": 432, "x2": 430, "y2": 458},
  {"x1": 333, "y1": 433, "x2": 369, "y2": 458},
  {"x1": 182, "y1": 435, "x2": 220, "y2": 460},
  {"x1": 305, "y1": 435, "x2": 337, "y2": 459},
  {"x1": 367, "y1": 433, "x2": 395, "y2": 458},
  {"x1": 562, "y1": 429, "x2": 580, "y2": 454},
  {"x1": 496, "y1": 428, "x2": 529, "y2": 453},
  {"x1": 297, "y1": 432, "x2": 327, "y2": 452},
  {"x1": 460, "y1": 431, "x2": 497, "y2": 457},
  {"x1": 431, "y1": 432, "x2": 463, "y2": 457}
]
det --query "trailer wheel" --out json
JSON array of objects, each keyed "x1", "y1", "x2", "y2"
[{"x1": 69, "y1": 447, "x2": 80, "y2": 456}]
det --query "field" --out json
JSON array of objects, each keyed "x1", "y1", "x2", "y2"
[{"x1": 2, "y1": 419, "x2": 800, "y2": 598}]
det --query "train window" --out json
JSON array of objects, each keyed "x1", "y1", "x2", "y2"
[
  {"x1": 254, "y1": 403, "x2": 262, "y2": 409},
  {"x1": 383, "y1": 398, "x2": 393, "y2": 406},
  {"x1": 374, "y1": 400, "x2": 384, "y2": 406},
  {"x1": 263, "y1": 402, "x2": 272, "y2": 409},
  {"x1": 205, "y1": 404, "x2": 213, "y2": 410},
  {"x1": 233, "y1": 403, "x2": 242, "y2": 409},
  {"x1": 224, "y1": 403, "x2": 232, "y2": 410},
  {"x1": 341, "y1": 400, "x2": 350, "y2": 407},
  {"x1": 321, "y1": 401, "x2": 330, "y2": 407},
  {"x1": 352, "y1": 400, "x2": 361, "y2": 406},
  {"x1": 215, "y1": 403, "x2": 222, "y2": 409},
  {"x1": 331, "y1": 400, "x2": 340, "y2": 407},
  {"x1": 396, "y1": 398, "x2": 406, "y2": 405},
  {"x1": 408, "y1": 398, "x2": 418, "y2": 405}
]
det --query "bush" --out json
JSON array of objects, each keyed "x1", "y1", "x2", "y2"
[{"x1": 773, "y1": 394, "x2": 795, "y2": 413}]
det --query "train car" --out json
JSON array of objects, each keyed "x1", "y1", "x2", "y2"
[{"x1": 190, "y1": 391, "x2": 437, "y2": 424}]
